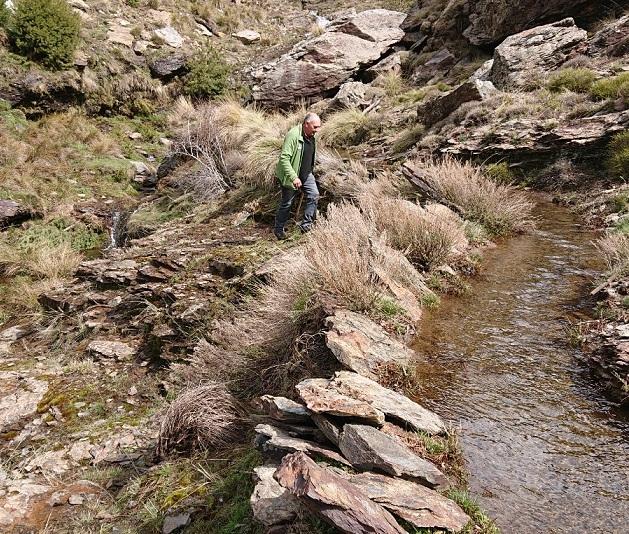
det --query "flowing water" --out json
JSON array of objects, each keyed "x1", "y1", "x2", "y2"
[{"x1": 412, "y1": 196, "x2": 629, "y2": 533}]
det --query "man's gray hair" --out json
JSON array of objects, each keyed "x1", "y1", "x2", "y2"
[{"x1": 303, "y1": 112, "x2": 320, "y2": 124}]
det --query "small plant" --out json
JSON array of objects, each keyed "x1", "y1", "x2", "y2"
[
  {"x1": 445, "y1": 489, "x2": 499, "y2": 534},
  {"x1": 590, "y1": 72, "x2": 629, "y2": 103},
  {"x1": 374, "y1": 296, "x2": 405, "y2": 318},
  {"x1": 184, "y1": 47, "x2": 230, "y2": 99},
  {"x1": 607, "y1": 131, "x2": 629, "y2": 180},
  {"x1": 126, "y1": 0, "x2": 139, "y2": 6},
  {"x1": 0, "y1": 1, "x2": 10, "y2": 28},
  {"x1": 9, "y1": 0, "x2": 80, "y2": 70},
  {"x1": 547, "y1": 68, "x2": 596, "y2": 93},
  {"x1": 485, "y1": 161, "x2": 514, "y2": 184}
]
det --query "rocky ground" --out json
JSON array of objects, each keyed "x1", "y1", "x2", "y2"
[{"x1": 1, "y1": 0, "x2": 629, "y2": 532}]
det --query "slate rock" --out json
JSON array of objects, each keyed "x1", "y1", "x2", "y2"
[
  {"x1": 339, "y1": 424, "x2": 449, "y2": 489},
  {"x1": 250, "y1": 466, "x2": 299, "y2": 526},
  {"x1": 274, "y1": 451, "x2": 406, "y2": 534},
  {"x1": 255, "y1": 395, "x2": 312, "y2": 424}
]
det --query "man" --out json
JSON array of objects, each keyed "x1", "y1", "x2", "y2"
[{"x1": 273, "y1": 112, "x2": 322, "y2": 240}]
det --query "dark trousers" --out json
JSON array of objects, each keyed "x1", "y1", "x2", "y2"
[{"x1": 274, "y1": 173, "x2": 319, "y2": 232}]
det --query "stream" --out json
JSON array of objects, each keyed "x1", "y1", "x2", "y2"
[{"x1": 412, "y1": 196, "x2": 629, "y2": 533}]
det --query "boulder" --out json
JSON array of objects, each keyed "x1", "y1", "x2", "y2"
[
  {"x1": 339, "y1": 424, "x2": 449, "y2": 489},
  {"x1": 0, "y1": 372, "x2": 48, "y2": 434},
  {"x1": 324, "y1": 310, "x2": 414, "y2": 380},
  {"x1": 463, "y1": 0, "x2": 596, "y2": 45},
  {"x1": 490, "y1": 18, "x2": 587, "y2": 90},
  {"x1": 0, "y1": 200, "x2": 32, "y2": 229},
  {"x1": 251, "y1": 9, "x2": 406, "y2": 105},
  {"x1": 154, "y1": 26, "x2": 184, "y2": 48},
  {"x1": 364, "y1": 51, "x2": 407, "y2": 81},
  {"x1": 587, "y1": 14, "x2": 629, "y2": 58},
  {"x1": 149, "y1": 55, "x2": 188, "y2": 79},
  {"x1": 274, "y1": 452, "x2": 406, "y2": 534},
  {"x1": 107, "y1": 25, "x2": 134, "y2": 48},
  {"x1": 254, "y1": 424, "x2": 351, "y2": 466},
  {"x1": 417, "y1": 79, "x2": 497, "y2": 127},
  {"x1": 87, "y1": 340, "x2": 137, "y2": 360},
  {"x1": 232, "y1": 30, "x2": 261, "y2": 44},
  {"x1": 347, "y1": 472, "x2": 470, "y2": 531},
  {"x1": 329, "y1": 81, "x2": 368, "y2": 109},
  {"x1": 297, "y1": 371, "x2": 446, "y2": 435},
  {"x1": 129, "y1": 161, "x2": 157, "y2": 189},
  {"x1": 77, "y1": 259, "x2": 139, "y2": 286},
  {"x1": 250, "y1": 466, "x2": 299, "y2": 526},
  {"x1": 295, "y1": 378, "x2": 386, "y2": 426},
  {"x1": 255, "y1": 396, "x2": 312, "y2": 424}
]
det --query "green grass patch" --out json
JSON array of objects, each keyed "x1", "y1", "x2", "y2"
[
  {"x1": 590, "y1": 72, "x2": 629, "y2": 102},
  {"x1": 485, "y1": 162, "x2": 514, "y2": 184},
  {"x1": 374, "y1": 296, "x2": 406, "y2": 318},
  {"x1": 607, "y1": 131, "x2": 629, "y2": 180},
  {"x1": 445, "y1": 489, "x2": 499, "y2": 534},
  {"x1": 547, "y1": 68, "x2": 596, "y2": 93},
  {"x1": 16, "y1": 218, "x2": 104, "y2": 252}
]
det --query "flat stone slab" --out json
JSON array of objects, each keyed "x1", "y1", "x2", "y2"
[
  {"x1": 347, "y1": 472, "x2": 470, "y2": 531},
  {"x1": 296, "y1": 378, "x2": 385, "y2": 426},
  {"x1": 0, "y1": 372, "x2": 48, "y2": 434},
  {"x1": 325, "y1": 310, "x2": 414, "y2": 380},
  {"x1": 254, "y1": 424, "x2": 351, "y2": 466},
  {"x1": 297, "y1": 371, "x2": 445, "y2": 435},
  {"x1": 87, "y1": 340, "x2": 136, "y2": 360},
  {"x1": 251, "y1": 466, "x2": 299, "y2": 526},
  {"x1": 274, "y1": 451, "x2": 406, "y2": 534},
  {"x1": 339, "y1": 424, "x2": 449, "y2": 489},
  {"x1": 254, "y1": 395, "x2": 312, "y2": 424}
]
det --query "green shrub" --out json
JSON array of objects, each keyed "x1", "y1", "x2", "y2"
[
  {"x1": 184, "y1": 48, "x2": 230, "y2": 98},
  {"x1": 547, "y1": 68, "x2": 596, "y2": 93},
  {"x1": 590, "y1": 72, "x2": 629, "y2": 103},
  {"x1": 0, "y1": 1, "x2": 10, "y2": 28},
  {"x1": 608, "y1": 131, "x2": 629, "y2": 179},
  {"x1": 485, "y1": 161, "x2": 514, "y2": 184},
  {"x1": 9, "y1": 0, "x2": 80, "y2": 70}
]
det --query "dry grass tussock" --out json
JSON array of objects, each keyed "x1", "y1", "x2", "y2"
[
  {"x1": 156, "y1": 382, "x2": 242, "y2": 457},
  {"x1": 413, "y1": 156, "x2": 534, "y2": 236},
  {"x1": 172, "y1": 99, "x2": 313, "y2": 192},
  {"x1": 596, "y1": 233, "x2": 629, "y2": 276},
  {"x1": 319, "y1": 108, "x2": 381, "y2": 148},
  {"x1": 359, "y1": 181, "x2": 467, "y2": 270},
  {"x1": 0, "y1": 241, "x2": 81, "y2": 280}
]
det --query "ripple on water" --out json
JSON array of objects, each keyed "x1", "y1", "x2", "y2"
[{"x1": 412, "y1": 196, "x2": 629, "y2": 533}]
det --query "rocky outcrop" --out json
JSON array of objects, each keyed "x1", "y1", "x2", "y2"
[
  {"x1": 251, "y1": 9, "x2": 406, "y2": 105},
  {"x1": 417, "y1": 79, "x2": 497, "y2": 127},
  {"x1": 274, "y1": 452, "x2": 407, "y2": 534},
  {"x1": 0, "y1": 372, "x2": 48, "y2": 434},
  {"x1": 324, "y1": 310, "x2": 415, "y2": 379},
  {"x1": 339, "y1": 424, "x2": 449, "y2": 489},
  {"x1": 587, "y1": 14, "x2": 629, "y2": 58},
  {"x1": 254, "y1": 395, "x2": 312, "y2": 424},
  {"x1": 441, "y1": 110, "x2": 629, "y2": 161},
  {"x1": 490, "y1": 18, "x2": 587, "y2": 90},
  {"x1": 0, "y1": 200, "x2": 33, "y2": 229}
]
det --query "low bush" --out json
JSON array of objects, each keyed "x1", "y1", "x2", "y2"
[
  {"x1": 590, "y1": 72, "x2": 629, "y2": 103},
  {"x1": 607, "y1": 131, "x2": 629, "y2": 179},
  {"x1": 9, "y1": 0, "x2": 80, "y2": 70},
  {"x1": 319, "y1": 109, "x2": 381, "y2": 148},
  {"x1": 0, "y1": 1, "x2": 10, "y2": 28},
  {"x1": 184, "y1": 48, "x2": 230, "y2": 99},
  {"x1": 547, "y1": 68, "x2": 596, "y2": 93},
  {"x1": 412, "y1": 156, "x2": 534, "y2": 236}
]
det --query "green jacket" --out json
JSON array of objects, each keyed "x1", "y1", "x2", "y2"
[{"x1": 275, "y1": 124, "x2": 316, "y2": 190}]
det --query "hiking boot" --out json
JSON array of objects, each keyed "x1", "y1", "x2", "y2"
[
  {"x1": 274, "y1": 229, "x2": 287, "y2": 240},
  {"x1": 298, "y1": 223, "x2": 312, "y2": 234}
]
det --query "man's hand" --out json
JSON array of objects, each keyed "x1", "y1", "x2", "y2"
[{"x1": 292, "y1": 178, "x2": 302, "y2": 189}]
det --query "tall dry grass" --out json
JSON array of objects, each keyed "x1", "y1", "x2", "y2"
[
  {"x1": 319, "y1": 108, "x2": 381, "y2": 148},
  {"x1": 412, "y1": 156, "x2": 534, "y2": 236},
  {"x1": 359, "y1": 182, "x2": 467, "y2": 270},
  {"x1": 596, "y1": 233, "x2": 629, "y2": 276}
]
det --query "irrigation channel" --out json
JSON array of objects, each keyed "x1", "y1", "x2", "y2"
[{"x1": 412, "y1": 195, "x2": 629, "y2": 533}]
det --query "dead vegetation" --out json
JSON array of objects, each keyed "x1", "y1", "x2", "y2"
[
  {"x1": 156, "y1": 382, "x2": 242, "y2": 457},
  {"x1": 410, "y1": 156, "x2": 535, "y2": 236}
]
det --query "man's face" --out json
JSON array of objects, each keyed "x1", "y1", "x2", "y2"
[{"x1": 303, "y1": 118, "x2": 322, "y2": 137}]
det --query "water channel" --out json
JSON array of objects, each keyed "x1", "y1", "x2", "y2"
[{"x1": 412, "y1": 196, "x2": 629, "y2": 533}]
